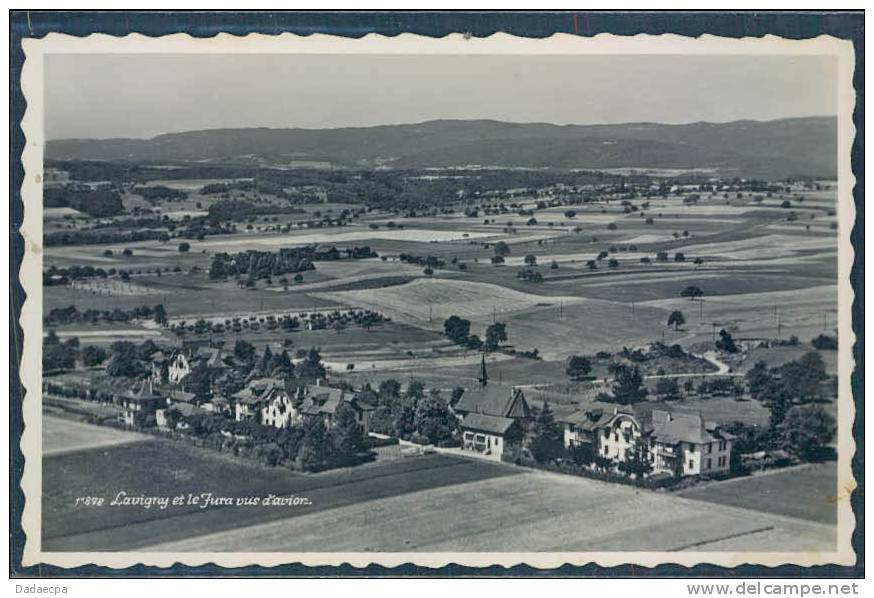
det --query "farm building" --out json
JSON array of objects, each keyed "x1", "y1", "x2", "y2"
[{"x1": 455, "y1": 385, "x2": 530, "y2": 460}]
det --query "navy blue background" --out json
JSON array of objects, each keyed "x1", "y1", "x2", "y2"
[{"x1": 9, "y1": 10, "x2": 864, "y2": 578}]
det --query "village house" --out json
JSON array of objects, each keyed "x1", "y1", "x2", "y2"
[
  {"x1": 298, "y1": 383, "x2": 374, "y2": 433},
  {"x1": 454, "y1": 385, "x2": 530, "y2": 460},
  {"x1": 117, "y1": 382, "x2": 164, "y2": 428},
  {"x1": 162, "y1": 346, "x2": 226, "y2": 386},
  {"x1": 232, "y1": 378, "x2": 298, "y2": 428},
  {"x1": 167, "y1": 350, "x2": 193, "y2": 384},
  {"x1": 648, "y1": 410, "x2": 734, "y2": 477},
  {"x1": 156, "y1": 402, "x2": 208, "y2": 430},
  {"x1": 558, "y1": 406, "x2": 734, "y2": 478}
]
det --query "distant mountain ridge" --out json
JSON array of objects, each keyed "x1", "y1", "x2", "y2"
[{"x1": 46, "y1": 117, "x2": 837, "y2": 179}]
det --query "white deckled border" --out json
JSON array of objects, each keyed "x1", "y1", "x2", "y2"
[{"x1": 18, "y1": 30, "x2": 857, "y2": 570}]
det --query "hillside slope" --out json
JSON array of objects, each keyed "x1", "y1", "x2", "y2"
[{"x1": 46, "y1": 117, "x2": 836, "y2": 179}]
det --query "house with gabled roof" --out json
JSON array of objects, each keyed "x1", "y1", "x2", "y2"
[
  {"x1": 455, "y1": 384, "x2": 530, "y2": 460},
  {"x1": 648, "y1": 410, "x2": 734, "y2": 477},
  {"x1": 232, "y1": 377, "x2": 297, "y2": 429},
  {"x1": 557, "y1": 405, "x2": 734, "y2": 478},
  {"x1": 118, "y1": 381, "x2": 164, "y2": 427},
  {"x1": 297, "y1": 383, "x2": 374, "y2": 433}
]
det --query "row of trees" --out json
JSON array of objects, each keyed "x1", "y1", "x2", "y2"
[{"x1": 45, "y1": 303, "x2": 167, "y2": 326}]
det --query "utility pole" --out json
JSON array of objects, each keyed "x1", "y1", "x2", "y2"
[
  {"x1": 777, "y1": 314, "x2": 782, "y2": 339},
  {"x1": 699, "y1": 298, "x2": 703, "y2": 320},
  {"x1": 631, "y1": 301, "x2": 635, "y2": 316}
]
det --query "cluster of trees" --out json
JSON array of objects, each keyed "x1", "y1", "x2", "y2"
[
  {"x1": 746, "y1": 352, "x2": 832, "y2": 431},
  {"x1": 811, "y1": 334, "x2": 838, "y2": 350},
  {"x1": 131, "y1": 185, "x2": 188, "y2": 202},
  {"x1": 442, "y1": 316, "x2": 508, "y2": 352},
  {"x1": 44, "y1": 304, "x2": 167, "y2": 326},
  {"x1": 516, "y1": 268, "x2": 544, "y2": 282},
  {"x1": 44, "y1": 185, "x2": 124, "y2": 217},
  {"x1": 44, "y1": 228, "x2": 170, "y2": 248},
  {"x1": 177, "y1": 404, "x2": 368, "y2": 471},
  {"x1": 42, "y1": 331, "x2": 81, "y2": 371},
  {"x1": 44, "y1": 215, "x2": 237, "y2": 247},
  {"x1": 367, "y1": 379, "x2": 459, "y2": 446},
  {"x1": 206, "y1": 199, "x2": 306, "y2": 223},
  {"x1": 565, "y1": 355, "x2": 593, "y2": 380},
  {"x1": 397, "y1": 254, "x2": 446, "y2": 269},
  {"x1": 598, "y1": 363, "x2": 649, "y2": 405}
]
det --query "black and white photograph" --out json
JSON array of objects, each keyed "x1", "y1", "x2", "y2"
[{"x1": 12, "y1": 24, "x2": 859, "y2": 573}]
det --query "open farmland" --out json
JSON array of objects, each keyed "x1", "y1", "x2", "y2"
[
  {"x1": 677, "y1": 463, "x2": 838, "y2": 525},
  {"x1": 315, "y1": 278, "x2": 582, "y2": 325},
  {"x1": 41, "y1": 418, "x2": 835, "y2": 553},
  {"x1": 42, "y1": 428, "x2": 520, "y2": 551},
  {"x1": 145, "y1": 462, "x2": 835, "y2": 553},
  {"x1": 43, "y1": 414, "x2": 152, "y2": 456}
]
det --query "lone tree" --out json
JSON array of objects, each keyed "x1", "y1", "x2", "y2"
[
  {"x1": 681, "y1": 285, "x2": 704, "y2": 301},
  {"x1": 485, "y1": 322, "x2": 508, "y2": 351},
  {"x1": 443, "y1": 315, "x2": 471, "y2": 345},
  {"x1": 778, "y1": 405, "x2": 836, "y2": 460},
  {"x1": 493, "y1": 241, "x2": 511, "y2": 257},
  {"x1": 566, "y1": 355, "x2": 593, "y2": 381},
  {"x1": 667, "y1": 310, "x2": 686, "y2": 331},
  {"x1": 332, "y1": 402, "x2": 365, "y2": 465},
  {"x1": 523, "y1": 403, "x2": 564, "y2": 464},
  {"x1": 608, "y1": 363, "x2": 648, "y2": 404},
  {"x1": 178, "y1": 242, "x2": 191, "y2": 253},
  {"x1": 716, "y1": 329, "x2": 738, "y2": 353},
  {"x1": 524, "y1": 254, "x2": 537, "y2": 266}
]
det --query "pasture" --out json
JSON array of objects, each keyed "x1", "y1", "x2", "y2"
[
  {"x1": 42, "y1": 441, "x2": 518, "y2": 551},
  {"x1": 43, "y1": 414, "x2": 151, "y2": 456},
  {"x1": 677, "y1": 463, "x2": 838, "y2": 525}
]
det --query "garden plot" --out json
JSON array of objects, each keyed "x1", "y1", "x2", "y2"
[{"x1": 315, "y1": 278, "x2": 582, "y2": 326}]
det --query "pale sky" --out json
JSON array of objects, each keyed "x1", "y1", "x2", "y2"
[{"x1": 45, "y1": 53, "x2": 837, "y2": 140}]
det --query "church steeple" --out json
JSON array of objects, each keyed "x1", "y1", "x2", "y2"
[{"x1": 478, "y1": 353, "x2": 488, "y2": 387}]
